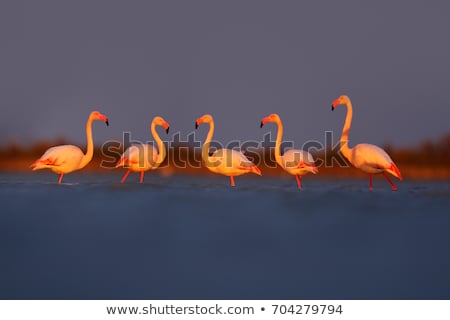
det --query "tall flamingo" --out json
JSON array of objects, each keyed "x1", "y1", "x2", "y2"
[
  {"x1": 261, "y1": 113, "x2": 318, "y2": 189},
  {"x1": 116, "y1": 116, "x2": 170, "y2": 183},
  {"x1": 331, "y1": 95, "x2": 402, "y2": 190},
  {"x1": 31, "y1": 111, "x2": 109, "y2": 183},
  {"x1": 195, "y1": 114, "x2": 261, "y2": 187}
]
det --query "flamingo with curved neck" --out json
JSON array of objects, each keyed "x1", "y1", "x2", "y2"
[
  {"x1": 261, "y1": 113, "x2": 318, "y2": 189},
  {"x1": 195, "y1": 114, "x2": 261, "y2": 187},
  {"x1": 31, "y1": 111, "x2": 109, "y2": 183},
  {"x1": 331, "y1": 95, "x2": 402, "y2": 190},
  {"x1": 116, "y1": 116, "x2": 170, "y2": 183}
]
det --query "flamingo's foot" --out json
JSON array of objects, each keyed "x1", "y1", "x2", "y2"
[{"x1": 383, "y1": 172, "x2": 398, "y2": 191}]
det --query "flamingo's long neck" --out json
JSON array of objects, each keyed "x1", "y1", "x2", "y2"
[
  {"x1": 340, "y1": 100, "x2": 353, "y2": 160},
  {"x1": 151, "y1": 122, "x2": 166, "y2": 165},
  {"x1": 79, "y1": 116, "x2": 94, "y2": 169},
  {"x1": 202, "y1": 120, "x2": 215, "y2": 163},
  {"x1": 274, "y1": 118, "x2": 284, "y2": 167}
]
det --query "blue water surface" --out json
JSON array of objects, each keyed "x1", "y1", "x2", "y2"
[{"x1": 0, "y1": 172, "x2": 449, "y2": 299}]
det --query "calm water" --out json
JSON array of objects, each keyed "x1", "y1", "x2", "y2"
[{"x1": 0, "y1": 172, "x2": 449, "y2": 299}]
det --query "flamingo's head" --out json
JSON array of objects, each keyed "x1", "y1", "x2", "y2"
[
  {"x1": 91, "y1": 111, "x2": 109, "y2": 126},
  {"x1": 331, "y1": 95, "x2": 350, "y2": 111},
  {"x1": 153, "y1": 116, "x2": 170, "y2": 134},
  {"x1": 260, "y1": 113, "x2": 280, "y2": 128},
  {"x1": 195, "y1": 114, "x2": 213, "y2": 129}
]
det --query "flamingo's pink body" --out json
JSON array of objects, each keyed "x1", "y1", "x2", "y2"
[
  {"x1": 332, "y1": 95, "x2": 402, "y2": 190},
  {"x1": 195, "y1": 114, "x2": 261, "y2": 187},
  {"x1": 30, "y1": 111, "x2": 109, "y2": 183},
  {"x1": 261, "y1": 113, "x2": 318, "y2": 189},
  {"x1": 116, "y1": 116, "x2": 170, "y2": 183}
]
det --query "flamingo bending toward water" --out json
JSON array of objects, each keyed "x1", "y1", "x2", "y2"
[
  {"x1": 116, "y1": 116, "x2": 170, "y2": 183},
  {"x1": 261, "y1": 114, "x2": 318, "y2": 189},
  {"x1": 30, "y1": 111, "x2": 109, "y2": 183},
  {"x1": 331, "y1": 95, "x2": 402, "y2": 190},
  {"x1": 195, "y1": 114, "x2": 261, "y2": 187}
]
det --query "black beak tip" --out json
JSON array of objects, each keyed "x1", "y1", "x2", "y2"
[
  {"x1": 260, "y1": 121, "x2": 264, "y2": 128},
  {"x1": 331, "y1": 105, "x2": 334, "y2": 111},
  {"x1": 105, "y1": 119, "x2": 109, "y2": 126},
  {"x1": 166, "y1": 127, "x2": 170, "y2": 134},
  {"x1": 195, "y1": 122, "x2": 199, "y2": 129}
]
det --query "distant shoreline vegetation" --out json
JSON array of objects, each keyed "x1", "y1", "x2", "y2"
[{"x1": 1, "y1": 133, "x2": 449, "y2": 180}]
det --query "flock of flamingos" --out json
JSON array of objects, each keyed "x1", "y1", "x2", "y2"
[{"x1": 30, "y1": 95, "x2": 403, "y2": 190}]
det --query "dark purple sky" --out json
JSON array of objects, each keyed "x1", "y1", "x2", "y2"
[{"x1": 1, "y1": 0, "x2": 449, "y2": 148}]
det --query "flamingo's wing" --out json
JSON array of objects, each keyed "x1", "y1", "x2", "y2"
[
  {"x1": 210, "y1": 149, "x2": 252, "y2": 167},
  {"x1": 208, "y1": 149, "x2": 261, "y2": 176},
  {"x1": 282, "y1": 149, "x2": 315, "y2": 167},
  {"x1": 232, "y1": 149, "x2": 255, "y2": 167},
  {"x1": 117, "y1": 145, "x2": 138, "y2": 167},
  {"x1": 353, "y1": 143, "x2": 392, "y2": 169},
  {"x1": 32, "y1": 145, "x2": 84, "y2": 169},
  {"x1": 117, "y1": 144, "x2": 158, "y2": 167},
  {"x1": 230, "y1": 150, "x2": 262, "y2": 175}
]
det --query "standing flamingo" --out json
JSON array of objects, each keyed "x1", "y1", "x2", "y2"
[
  {"x1": 261, "y1": 114, "x2": 318, "y2": 189},
  {"x1": 195, "y1": 114, "x2": 261, "y2": 187},
  {"x1": 331, "y1": 95, "x2": 402, "y2": 190},
  {"x1": 30, "y1": 111, "x2": 109, "y2": 183},
  {"x1": 116, "y1": 116, "x2": 170, "y2": 183}
]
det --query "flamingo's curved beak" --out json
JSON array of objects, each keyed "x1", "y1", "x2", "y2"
[
  {"x1": 195, "y1": 117, "x2": 203, "y2": 129},
  {"x1": 99, "y1": 114, "x2": 109, "y2": 126},
  {"x1": 260, "y1": 116, "x2": 270, "y2": 128},
  {"x1": 331, "y1": 98, "x2": 341, "y2": 111},
  {"x1": 162, "y1": 121, "x2": 170, "y2": 134}
]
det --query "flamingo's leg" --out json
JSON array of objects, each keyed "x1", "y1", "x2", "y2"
[
  {"x1": 295, "y1": 175, "x2": 302, "y2": 190},
  {"x1": 120, "y1": 170, "x2": 131, "y2": 183},
  {"x1": 382, "y1": 172, "x2": 398, "y2": 191},
  {"x1": 368, "y1": 173, "x2": 373, "y2": 191},
  {"x1": 230, "y1": 176, "x2": 235, "y2": 187},
  {"x1": 140, "y1": 171, "x2": 145, "y2": 184},
  {"x1": 58, "y1": 173, "x2": 64, "y2": 184}
]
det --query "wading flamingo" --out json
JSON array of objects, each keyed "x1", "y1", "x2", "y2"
[
  {"x1": 261, "y1": 114, "x2": 318, "y2": 189},
  {"x1": 331, "y1": 95, "x2": 402, "y2": 190},
  {"x1": 195, "y1": 114, "x2": 261, "y2": 187},
  {"x1": 116, "y1": 116, "x2": 170, "y2": 183},
  {"x1": 31, "y1": 111, "x2": 109, "y2": 183}
]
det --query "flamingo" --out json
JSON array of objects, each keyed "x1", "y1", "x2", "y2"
[
  {"x1": 260, "y1": 113, "x2": 318, "y2": 189},
  {"x1": 30, "y1": 111, "x2": 109, "y2": 183},
  {"x1": 331, "y1": 95, "x2": 402, "y2": 190},
  {"x1": 116, "y1": 116, "x2": 170, "y2": 183},
  {"x1": 195, "y1": 114, "x2": 261, "y2": 187}
]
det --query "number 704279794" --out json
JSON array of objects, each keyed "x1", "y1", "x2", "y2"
[{"x1": 271, "y1": 304, "x2": 343, "y2": 315}]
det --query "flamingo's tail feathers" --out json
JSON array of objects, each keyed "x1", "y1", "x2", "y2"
[
  {"x1": 310, "y1": 164, "x2": 319, "y2": 174},
  {"x1": 30, "y1": 159, "x2": 40, "y2": 170},
  {"x1": 30, "y1": 158, "x2": 53, "y2": 171},
  {"x1": 387, "y1": 162, "x2": 402, "y2": 180},
  {"x1": 251, "y1": 165, "x2": 262, "y2": 176},
  {"x1": 115, "y1": 157, "x2": 125, "y2": 168}
]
